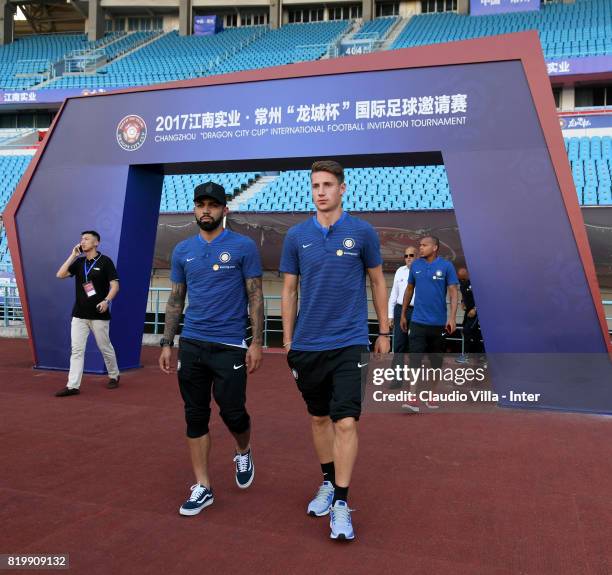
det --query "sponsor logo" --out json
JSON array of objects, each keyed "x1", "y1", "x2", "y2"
[
  {"x1": 567, "y1": 117, "x2": 592, "y2": 129},
  {"x1": 302, "y1": 243, "x2": 313, "y2": 249},
  {"x1": 116, "y1": 114, "x2": 147, "y2": 151},
  {"x1": 186, "y1": 257, "x2": 195, "y2": 262},
  {"x1": 213, "y1": 264, "x2": 220, "y2": 271},
  {"x1": 343, "y1": 238, "x2": 355, "y2": 249},
  {"x1": 233, "y1": 364, "x2": 244, "y2": 370},
  {"x1": 357, "y1": 362, "x2": 368, "y2": 368},
  {"x1": 336, "y1": 249, "x2": 344, "y2": 256},
  {"x1": 219, "y1": 251, "x2": 231, "y2": 263}
]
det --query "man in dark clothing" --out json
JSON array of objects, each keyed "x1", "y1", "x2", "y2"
[{"x1": 54, "y1": 230, "x2": 120, "y2": 396}]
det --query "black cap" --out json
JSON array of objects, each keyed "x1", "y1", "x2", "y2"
[{"x1": 194, "y1": 181, "x2": 227, "y2": 205}]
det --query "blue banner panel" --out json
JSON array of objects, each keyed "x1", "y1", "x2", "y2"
[
  {"x1": 7, "y1": 35, "x2": 612, "y2": 412},
  {"x1": 559, "y1": 113, "x2": 612, "y2": 130},
  {"x1": 194, "y1": 15, "x2": 223, "y2": 36},
  {"x1": 546, "y1": 55, "x2": 612, "y2": 77},
  {"x1": 471, "y1": 0, "x2": 540, "y2": 16}
]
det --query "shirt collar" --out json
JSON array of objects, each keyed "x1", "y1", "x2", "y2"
[
  {"x1": 312, "y1": 211, "x2": 347, "y2": 237},
  {"x1": 197, "y1": 229, "x2": 228, "y2": 246}
]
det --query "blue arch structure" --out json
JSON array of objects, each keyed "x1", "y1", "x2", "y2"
[{"x1": 5, "y1": 32, "x2": 612, "y2": 412}]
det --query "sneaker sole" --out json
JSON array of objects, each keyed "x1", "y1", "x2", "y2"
[
  {"x1": 179, "y1": 496, "x2": 214, "y2": 516},
  {"x1": 401, "y1": 404, "x2": 420, "y2": 413},
  {"x1": 308, "y1": 506, "x2": 331, "y2": 517},
  {"x1": 330, "y1": 532, "x2": 355, "y2": 541},
  {"x1": 235, "y1": 464, "x2": 254, "y2": 489}
]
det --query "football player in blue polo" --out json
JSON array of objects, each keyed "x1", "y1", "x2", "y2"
[
  {"x1": 159, "y1": 181, "x2": 264, "y2": 517},
  {"x1": 281, "y1": 160, "x2": 390, "y2": 541}
]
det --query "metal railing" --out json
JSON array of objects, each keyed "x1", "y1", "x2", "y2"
[
  {"x1": 1, "y1": 285, "x2": 23, "y2": 327},
  {"x1": 2, "y1": 285, "x2": 612, "y2": 345}
]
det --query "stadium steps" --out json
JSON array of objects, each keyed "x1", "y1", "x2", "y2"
[
  {"x1": 320, "y1": 20, "x2": 356, "y2": 60},
  {"x1": 94, "y1": 30, "x2": 166, "y2": 70},
  {"x1": 228, "y1": 175, "x2": 277, "y2": 210},
  {"x1": 337, "y1": 19, "x2": 367, "y2": 44},
  {"x1": 382, "y1": 17, "x2": 411, "y2": 50}
]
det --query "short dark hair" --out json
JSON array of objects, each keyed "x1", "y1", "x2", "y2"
[
  {"x1": 421, "y1": 235, "x2": 440, "y2": 249},
  {"x1": 311, "y1": 160, "x2": 344, "y2": 184},
  {"x1": 81, "y1": 230, "x2": 100, "y2": 242}
]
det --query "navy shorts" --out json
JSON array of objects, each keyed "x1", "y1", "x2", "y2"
[
  {"x1": 178, "y1": 337, "x2": 250, "y2": 438},
  {"x1": 287, "y1": 345, "x2": 369, "y2": 422}
]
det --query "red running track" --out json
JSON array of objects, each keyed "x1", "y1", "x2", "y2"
[{"x1": 1, "y1": 339, "x2": 611, "y2": 575}]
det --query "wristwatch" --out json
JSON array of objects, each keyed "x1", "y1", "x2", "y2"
[{"x1": 159, "y1": 337, "x2": 174, "y2": 348}]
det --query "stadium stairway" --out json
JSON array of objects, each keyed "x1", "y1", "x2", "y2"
[
  {"x1": 382, "y1": 17, "x2": 411, "y2": 50},
  {"x1": 228, "y1": 175, "x2": 278, "y2": 211}
]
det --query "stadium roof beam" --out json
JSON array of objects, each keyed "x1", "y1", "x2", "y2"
[
  {"x1": 0, "y1": 0, "x2": 15, "y2": 44},
  {"x1": 13, "y1": 0, "x2": 86, "y2": 34},
  {"x1": 86, "y1": 0, "x2": 103, "y2": 41},
  {"x1": 178, "y1": 0, "x2": 190, "y2": 36}
]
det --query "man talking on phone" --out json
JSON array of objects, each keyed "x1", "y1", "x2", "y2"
[{"x1": 54, "y1": 230, "x2": 120, "y2": 396}]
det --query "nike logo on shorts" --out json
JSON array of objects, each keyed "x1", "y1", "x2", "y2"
[
  {"x1": 186, "y1": 257, "x2": 195, "y2": 262},
  {"x1": 302, "y1": 243, "x2": 313, "y2": 249},
  {"x1": 234, "y1": 364, "x2": 244, "y2": 370}
]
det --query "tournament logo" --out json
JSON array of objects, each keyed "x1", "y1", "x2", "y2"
[
  {"x1": 343, "y1": 238, "x2": 355, "y2": 250},
  {"x1": 116, "y1": 115, "x2": 147, "y2": 151},
  {"x1": 219, "y1": 252, "x2": 231, "y2": 263}
]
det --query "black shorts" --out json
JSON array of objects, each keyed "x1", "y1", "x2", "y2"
[
  {"x1": 287, "y1": 345, "x2": 369, "y2": 422},
  {"x1": 177, "y1": 337, "x2": 250, "y2": 438}
]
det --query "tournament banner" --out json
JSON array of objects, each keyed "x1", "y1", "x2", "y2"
[
  {"x1": 0, "y1": 87, "x2": 115, "y2": 106},
  {"x1": 546, "y1": 55, "x2": 612, "y2": 77},
  {"x1": 559, "y1": 114, "x2": 612, "y2": 131},
  {"x1": 471, "y1": 0, "x2": 540, "y2": 16}
]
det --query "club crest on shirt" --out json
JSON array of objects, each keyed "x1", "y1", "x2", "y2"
[
  {"x1": 343, "y1": 238, "x2": 355, "y2": 249},
  {"x1": 219, "y1": 252, "x2": 231, "y2": 263},
  {"x1": 433, "y1": 270, "x2": 444, "y2": 280}
]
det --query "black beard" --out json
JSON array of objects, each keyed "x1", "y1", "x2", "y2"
[{"x1": 196, "y1": 215, "x2": 223, "y2": 232}]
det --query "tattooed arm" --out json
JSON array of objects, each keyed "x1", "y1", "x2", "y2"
[
  {"x1": 245, "y1": 276, "x2": 264, "y2": 373},
  {"x1": 159, "y1": 282, "x2": 186, "y2": 374}
]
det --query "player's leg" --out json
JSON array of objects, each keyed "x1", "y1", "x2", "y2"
[
  {"x1": 209, "y1": 343, "x2": 254, "y2": 489},
  {"x1": 177, "y1": 338, "x2": 215, "y2": 516},
  {"x1": 328, "y1": 345, "x2": 367, "y2": 541},
  {"x1": 287, "y1": 350, "x2": 336, "y2": 516}
]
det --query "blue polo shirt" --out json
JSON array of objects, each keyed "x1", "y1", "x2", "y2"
[
  {"x1": 171, "y1": 230, "x2": 262, "y2": 346},
  {"x1": 409, "y1": 256, "x2": 458, "y2": 326},
  {"x1": 280, "y1": 212, "x2": 382, "y2": 351}
]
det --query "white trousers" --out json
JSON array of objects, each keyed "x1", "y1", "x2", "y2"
[{"x1": 67, "y1": 317, "x2": 120, "y2": 389}]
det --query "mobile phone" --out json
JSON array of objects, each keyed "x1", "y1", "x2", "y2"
[{"x1": 78, "y1": 246, "x2": 83, "y2": 254}]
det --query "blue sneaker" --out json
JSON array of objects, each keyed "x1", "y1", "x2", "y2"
[
  {"x1": 234, "y1": 449, "x2": 254, "y2": 489},
  {"x1": 330, "y1": 500, "x2": 355, "y2": 540},
  {"x1": 179, "y1": 483, "x2": 214, "y2": 516},
  {"x1": 307, "y1": 481, "x2": 335, "y2": 517}
]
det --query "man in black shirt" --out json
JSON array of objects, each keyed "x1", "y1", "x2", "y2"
[{"x1": 54, "y1": 230, "x2": 120, "y2": 396}]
